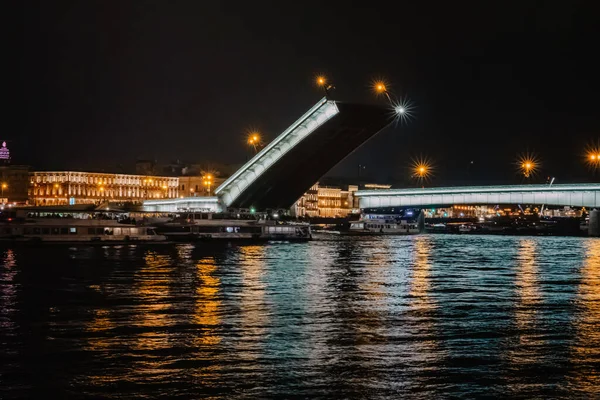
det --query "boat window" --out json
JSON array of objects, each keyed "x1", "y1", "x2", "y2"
[
  {"x1": 130, "y1": 228, "x2": 139, "y2": 235},
  {"x1": 69, "y1": 227, "x2": 77, "y2": 234},
  {"x1": 42, "y1": 228, "x2": 50, "y2": 235},
  {"x1": 113, "y1": 228, "x2": 121, "y2": 236},
  {"x1": 33, "y1": 227, "x2": 41, "y2": 234},
  {"x1": 88, "y1": 228, "x2": 96, "y2": 235},
  {"x1": 3, "y1": 228, "x2": 11, "y2": 234},
  {"x1": 96, "y1": 228, "x2": 104, "y2": 235},
  {"x1": 60, "y1": 227, "x2": 68, "y2": 234},
  {"x1": 52, "y1": 227, "x2": 60, "y2": 235},
  {"x1": 24, "y1": 228, "x2": 32, "y2": 234},
  {"x1": 104, "y1": 228, "x2": 113, "y2": 235},
  {"x1": 226, "y1": 227, "x2": 234, "y2": 233}
]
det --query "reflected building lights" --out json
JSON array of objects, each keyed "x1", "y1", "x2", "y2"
[
  {"x1": 194, "y1": 257, "x2": 222, "y2": 346},
  {"x1": 237, "y1": 245, "x2": 269, "y2": 359},
  {"x1": 407, "y1": 236, "x2": 440, "y2": 364},
  {"x1": 505, "y1": 239, "x2": 544, "y2": 372},
  {"x1": 0, "y1": 249, "x2": 18, "y2": 332},
  {"x1": 568, "y1": 239, "x2": 600, "y2": 393}
]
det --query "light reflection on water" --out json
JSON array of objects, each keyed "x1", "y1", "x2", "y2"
[{"x1": 1, "y1": 236, "x2": 600, "y2": 398}]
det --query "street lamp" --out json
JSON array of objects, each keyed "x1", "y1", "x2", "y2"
[
  {"x1": 373, "y1": 79, "x2": 392, "y2": 103},
  {"x1": 411, "y1": 157, "x2": 433, "y2": 187},
  {"x1": 1, "y1": 183, "x2": 7, "y2": 198},
  {"x1": 316, "y1": 75, "x2": 334, "y2": 98},
  {"x1": 587, "y1": 151, "x2": 600, "y2": 167},
  {"x1": 247, "y1": 132, "x2": 261, "y2": 153},
  {"x1": 203, "y1": 174, "x2": 213, "y2": 196},
  {"x1": 517, "y1": 153, "x2": 539, "y2": 180}
]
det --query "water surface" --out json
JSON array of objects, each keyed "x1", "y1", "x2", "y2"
[{"x1": 1, "y1": 235, "x2": 599, "y2": 398}]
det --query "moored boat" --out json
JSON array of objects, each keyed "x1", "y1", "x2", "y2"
[
  {"x1": 0, "y1": 206, "x2": 166, "y2": 244},
  {"x1": 155, "y1": 212, "x2": 312, "y2": 242},
  {"x1": 348, "y1": 214, "x2": 420, "y2": 235}
]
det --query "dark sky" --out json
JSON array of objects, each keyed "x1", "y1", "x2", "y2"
[{"x1": 13, "y1": 1, "x2": 600, "y2": 185}]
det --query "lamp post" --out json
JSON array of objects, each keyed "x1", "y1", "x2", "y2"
[
  {"x1": 316, "y1": 75, "x2": 334, "y2": 98},
  {"x1": 247, "y1": 132, "x2": 260, "y2": 154},
  {"x1": 521, "y1": 161, "x2": 535, "y2": 178},
  {"x1": 203, "y1": 174, "x2": 213, "y2": 196},
  {"x1": 1, "y1": 183, "x2": 6, "y2": 199},
  {"x1": 588, "y1": 152, "x2": 600, "y2": 167}
]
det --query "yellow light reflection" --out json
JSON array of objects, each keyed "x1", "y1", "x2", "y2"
[
  {"x1": 408, "y1": 236, "x2": 440, "y2": 363},
  {"x1": 132, "y1": 251, "x2": 174, "y2": 351},
  {"x1": 507, "y1": 239, "x2": 544, "y2": 369},
  {"x1": 568, "y1": 239, "x2": 600, "y2": 393},
  {"x1": 409, "y1": 236, "x2": 435, "y2": 311},
  {"x1": 193, "y1": 257, "x2": 222, "y2": 346}
]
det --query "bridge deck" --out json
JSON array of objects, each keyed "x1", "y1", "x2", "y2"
[
  {"x1": 356, "y1": 183, "x2": 600, "y2": 208},
  {"x1": 216, "y1": 99, "x2": 393, "y2": 210}
]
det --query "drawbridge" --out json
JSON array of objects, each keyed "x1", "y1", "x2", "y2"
[{"x1": 145, "y1": 97, "x2": 394, "y2": 212}]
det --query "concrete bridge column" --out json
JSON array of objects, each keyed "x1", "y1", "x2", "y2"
[{"x1": 589, "y1": 210, "x2": 600, "y2": 237}]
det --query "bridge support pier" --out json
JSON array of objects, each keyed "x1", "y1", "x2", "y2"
[{"x1": 589, "y1": 210, "x2": 600, "y2": 237}]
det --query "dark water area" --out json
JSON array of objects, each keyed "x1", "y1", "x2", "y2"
[{"x1": 1, "y1": 235, "x2": 599, "y2": 399}]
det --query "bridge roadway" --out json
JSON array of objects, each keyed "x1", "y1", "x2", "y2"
[
  {"x1": 355, "y1": 183, "x2": 600, "y2": 209},
  {"x1": 145, "y1": 97, "x2": 394, "y2": 213}
]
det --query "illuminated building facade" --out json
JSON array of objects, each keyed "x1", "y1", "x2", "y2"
[
  {"x1": 29, "y1": 171, "x2": 179, "y2": 205},
  {"x1": 178, "y1": 175, "x2": 225, "y2": 197},
  {"x1": 1, "y1": 165, "x2": 31, "y2": 204},
  {"x1": 292, "y1": 183, "x2": 359, "y2": 218}
]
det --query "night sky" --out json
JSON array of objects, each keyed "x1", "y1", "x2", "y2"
[{"x1": 13, "y1": 1, "x2": 600, "y2": 186}]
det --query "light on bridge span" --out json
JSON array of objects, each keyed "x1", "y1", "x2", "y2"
[
  {"x1": 247, "y1": 132, "x2": 261, "y2": 153},
  {"x1": 517, "y1": 152, "x2": 539, "y2": 179},
  {"x1": 373, "y1": 80, "x2": 388, "y2": 95}
]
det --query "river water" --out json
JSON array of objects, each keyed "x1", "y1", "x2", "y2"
[{"x1": 1, "y1": 235, "x2": 599, "y2": 398}]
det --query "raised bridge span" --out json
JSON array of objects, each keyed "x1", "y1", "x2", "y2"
[
  {"x1": 356, "y1": 184, "x2": 600, "y2": 209},
  {"x1": 144, "y1": 97, "x2": 393, "y2": 212}
]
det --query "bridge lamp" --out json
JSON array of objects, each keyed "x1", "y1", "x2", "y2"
[
  {"x1": 316, "y1": 75, "x2": 334, "y2": 97},
  {"x1": 521, "y1": 161, "x2": 535, "y2": 177},
  {"x1": 373, "y1": 81, "x2": 387, "y2": 94},
  {"x1": 395, "y1": 105, "x2": 406, "y2": 115},
  {"x1": 247, "y1": 132, "x2": 261, "y2": 153},
  {"x1": 517, "y1": 153, "x2": 539, "y2": 179}
]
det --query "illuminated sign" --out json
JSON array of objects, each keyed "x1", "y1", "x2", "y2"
[{"x1": 0, "y1": 142, "x2": 9, "y2": 160}]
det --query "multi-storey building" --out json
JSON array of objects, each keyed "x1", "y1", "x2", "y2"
[
  {"x1": 292, "y1": 183, "x2": 359, "y2": 218},
  {"x1": 29, "y1": 171, "x2": 179, "y2": 206},
  {"x1": 0, "y1": 165, "x2": 31, "y2": 204}
]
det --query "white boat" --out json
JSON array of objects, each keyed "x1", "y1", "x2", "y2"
[
  {"x1": 155, "y1": 212, "x2": 312, "y2": 242},
  {"x1": 0, "y1": 207, "x2": 166, "y2": 244},
  {"x1": 458, "y1": 223, "x2": 475, "y2": 233},
  {"x1": 348, "y1": 214, "x2": 420, "y2": 235}
]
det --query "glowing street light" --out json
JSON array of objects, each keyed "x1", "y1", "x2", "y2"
[
  {"x1": 1, "y1": 183, "x2": 7, "y2": 197},
  {"x1": 587, "y1": 147, "x2": 600, "y2": 168},
  {"x1": 316, "y1": 75, "x2": 334, "y2": 98},
  {"x1": 517, "y1": 153, "x2": 539, "y2": 179},
  {"x1": 411, "y1": 157, "x2": 433, "y2": 187},
  {"x1": 374, "y1": 81, "x2": 387, "y2": 94},
  {"x1": 372, "y1": 78, "x2": 395, "y2": 105},
  {"x1": 247, "y1": 132, "x2": 261, "y2": 153},
  {"x1": 203, "y1": 174, "x2": 213, "y2": 196}
]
